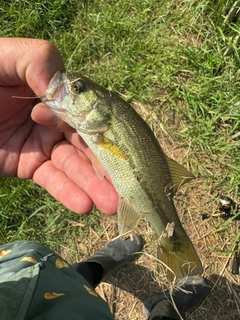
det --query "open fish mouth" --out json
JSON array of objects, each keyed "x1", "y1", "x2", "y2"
[
  {"x1": 42, "y1": 70, "x2": 68, "y2": 105},
  {"x1": 42, "y1": 70, "x2": 112, "y2": 134}
]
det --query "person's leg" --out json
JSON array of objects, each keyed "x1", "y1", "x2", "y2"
[
  {"x1": 72, "y1": 233, "x2": 144, "y2": 287},
  {"x1": 71, "y1": 261, "x2": 103, "y2": 287},
  {"x1": 143, "y1": 275, "x2": 211, "y2": 320}
]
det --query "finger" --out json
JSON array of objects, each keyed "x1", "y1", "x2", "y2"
[
  {"x1": 64, "y1": 132, "x2": 113, "y2": 183},
  {"x1": 0, "y1": 38, "x2": 64, "y2": 96},
  {"x1": 51, "y1": 141, "x2": 118, "y2": 215},
  {"x1": 33, "y1": 160, "x2": 94, "y2": 214},
  {"x1": 17, "y1": 123, "x2": 64, "y2": 179},
  {"x1": 31, "y1": 103, "x2": 76, "y2": 133}
]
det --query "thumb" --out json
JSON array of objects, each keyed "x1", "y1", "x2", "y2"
[{"x1": 0, "y1": 38, "x2": 64, "y2": 96}]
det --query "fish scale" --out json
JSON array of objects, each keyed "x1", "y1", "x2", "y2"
[
  {"x1": 83, "y1": 94, "x2": 181, "y2": 232},
  {"x1": 43, "y1": 70, "x2": 203, "y2": 281}
]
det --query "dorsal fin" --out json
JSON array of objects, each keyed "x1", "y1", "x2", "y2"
[{"x1": 165, "y1": 156, "x2": 195, "y2": 193}]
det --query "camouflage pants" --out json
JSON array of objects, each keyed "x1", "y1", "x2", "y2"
[{"x1": 0, "y1": 241, "x2": 114, "y2": 320}]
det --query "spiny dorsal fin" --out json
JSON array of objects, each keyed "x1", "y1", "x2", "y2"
[{"x1": 165, "y1": 156, "x2": 195, "y2": 193}]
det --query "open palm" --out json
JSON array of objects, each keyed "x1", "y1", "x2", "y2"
[{"x1": 0, "y1": 38, "x2": 117, "y2": 215}]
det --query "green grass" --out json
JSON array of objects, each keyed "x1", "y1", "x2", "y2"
[
  {"x1": 0, "y1": 177, "x2": 105, "y2": 260},
  {"x1": 0, "y1": 0, "x2": 239, "y2": 254}
]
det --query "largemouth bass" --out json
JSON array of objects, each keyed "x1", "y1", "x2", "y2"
[{"x1": 43, "y1": 70, "x2": 203, "y2": 280}]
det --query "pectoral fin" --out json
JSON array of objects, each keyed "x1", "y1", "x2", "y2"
[
  {"x1": 91, "y1": 136, "x2": 128, "y2": 180},
  {"x1": 92, "y1": 154, "x2": 106, "y2": 180},
  {"x1": 165, "y1": 156, "x2": 195, "y2": 193},
  {"x1": 117, "y1": 198, "x2": 142, "y2": 234},
  {"x1": 98, "y1": 136, "x2": 128, "y2": 160}
]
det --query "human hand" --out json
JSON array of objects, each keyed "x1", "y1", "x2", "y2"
[{"x1": 0, "y1": 38, "x2": 118, "y2": 215}]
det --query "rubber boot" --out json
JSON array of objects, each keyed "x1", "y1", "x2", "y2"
[
  {"x1": 73, "y1": 233, "x2": 144, "y2": 287},
  {"x1": 143, "y1": 275, "x2": 211, "y2": 320}
]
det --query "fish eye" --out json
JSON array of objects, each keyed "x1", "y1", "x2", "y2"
[{"x1": 72, "y1": 80, "x2": 86, "y2": 94}]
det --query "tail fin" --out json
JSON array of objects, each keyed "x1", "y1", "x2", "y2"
[{"x1": 157, "y1": 235, "x2": 203, "y2": 281}]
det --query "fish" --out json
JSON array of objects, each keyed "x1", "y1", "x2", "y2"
[{"x1": 42, "y1": 70, "x2": 203, "y2": 280}]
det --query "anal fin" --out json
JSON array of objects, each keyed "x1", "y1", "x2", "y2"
[{"x1": 117, "y1": 198, "x2": 142, "y2": 234}]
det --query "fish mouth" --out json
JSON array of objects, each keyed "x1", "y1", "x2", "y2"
[
  {"x1": 42, "y1": 70, "x2": 111, "y2": 135},
  {"x1": 42, "y1": 70, "x2": 68, "y2": 104}
]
